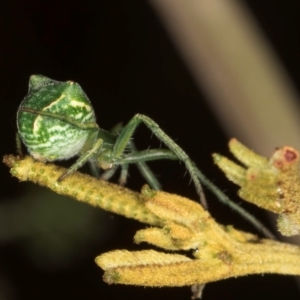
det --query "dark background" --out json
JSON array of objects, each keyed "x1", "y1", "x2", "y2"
[{"x1": 0, "y1": 1, "x2": 300, "y2": 299}]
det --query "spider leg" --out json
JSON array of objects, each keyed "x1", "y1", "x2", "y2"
[
  {"x1": 101, "y1": 165, "x2": 119, "y2": 181},
  {"x1": 112, "y1": 114, "x2": 207, "y2": 208},
  {"x1": 111, "y1": 147, "x2": 180, "y2": 191},
  {"x1": 128, "y1": 141, "x2": 162, "y2": 190},
  {"x1": 119, "y1": 164, "x2": 129, "y2": 186},
  {"x1": 88, "y1": 159, "x2": 101, "y2": 178},
  {"x1": 58, "y1": 137, "x2": 104, "y2": 181},
  {"x1": 16, "y1": 132, "x2": 24, "y2": 158},
  {"x1": 195, "y1": 168, "x2": 275, "y2": 239},
  {"x1": 100, "y1": 164, "x2": 130, "y2": 187},
  {"x1": 108, "y1": 122, "x2": 163, "y2": 190}
]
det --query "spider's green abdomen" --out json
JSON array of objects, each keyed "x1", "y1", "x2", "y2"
[{"x1": 17, "y1": 75, "x2": 96, "y2": 161}]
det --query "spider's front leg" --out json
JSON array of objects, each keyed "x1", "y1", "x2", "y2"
[
  {"x1": 111, "y1": 114, "x2": 207, "y2": 208},
  {"x1": 58, "y1": 136, "x2": 104, "y2": 181}
]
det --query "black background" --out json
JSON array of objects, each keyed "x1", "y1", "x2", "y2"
[{"x1": 0, "y1": 1, "x2": 300, "y2": 299}]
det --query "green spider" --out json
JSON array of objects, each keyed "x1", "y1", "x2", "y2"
[
  {"x1": 17, "y1": 75, "x2": 208, "y2": 208},
  {"x1": 16, "y1": 75, "x2": 275, "y2": 238}
]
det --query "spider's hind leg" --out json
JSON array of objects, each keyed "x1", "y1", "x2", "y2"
[
  {"x1": 16, "y1": 132, "x2": 24, "y2": 158},
  {"x1": 88, "y1": 159, "x2": 101, "y2": 178},
  {"x1": 101, "y1": 165, "x2": 119, "y2": 182},
  {"x1": 129, "y1": 141, "x2": 162, "y2": 190},
  {"x1": 119, "y1": 163, "x2": 129, "y2": 186}
]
